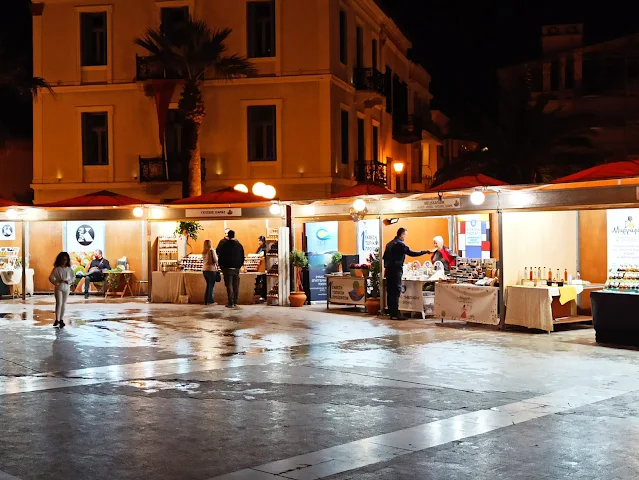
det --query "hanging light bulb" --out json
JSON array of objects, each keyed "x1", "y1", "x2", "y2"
[
  {"x1": 269, "y1": 203, "x2": 281, "y2": 215},
  {"x1": 234, "y1": 184, "x2": 248, "y2": 193},
  {"x1": 5, "y1": 208, "x2": 18, "y2": 220},
  {"x1": 470, "y1": 190, "x2": 485, "y2": 206},
  {"x1": 252, "y1": 182, "x2": 266, "y2": 196},
  {"x1": 262, "y1": 185, "x2": 276, "y2": 199},
  {"x1": 132, "y1": 207, "x2": 144, "y2": 218},
  {"x1": 303, "y1": 204, "x2": 316, "y2": 216},
  {"x1": 353, "y1": 198, "x2": 367, "y2": 212}
]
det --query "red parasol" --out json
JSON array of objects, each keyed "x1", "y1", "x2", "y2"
[
  {"x1": 430, "y1": 174, "x2": 508, "y2": 192},
  {"x1": 0, "y1": 198, "x2": 26, "y2": 208},
  {"x1": 331, "y1": 184, "x2": 395, "y2": 198},
  {"x1": 40, "y1": 190, "x2": 149, "y2": 207},
  {"x1": 172, "y1": 187, "x2": 268, "y2": 205},
  {"x1": 552, "y1": 160, "x2": 639, "y2": 184}
]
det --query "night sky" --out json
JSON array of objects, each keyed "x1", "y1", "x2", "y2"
[{"x1": 1, "y1": 0, "x2": 637, "y2": 134}]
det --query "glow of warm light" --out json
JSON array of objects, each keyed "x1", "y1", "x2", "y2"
[
  {"x1": 133, "y1": 207, "x2": 144, "y2": 218},
  {"x1": 470, "y1": 190, "x2": 485, "y2": 206},
  {"x1": 390, "y1": 197, "x2": 405, "y2": 210},
  {"x1": 393, "y1": 161, "x2": 405, "y2": 174},
  {"x1": 150, "y1": 207, "x2": 165, "y2": 219},
  {"x1": 262, "y1": 185, "x2": 276, "y2": 199},
  {"x1": 252, "y1": 182, "x2": 266, "y2": 196},
  {"x1": 269, "y1": 203, "x2": 281, "y2": 215},
  {"x1": 234, "y1": 184, "x2": 248, "y2": 193},
  {"x1": 353, "y1": 199, "x2": 367, "y2": 212},
  {"x1": 5, "y1": 208, "x2": 18, "y2": 220},
  {"x1": 303, "y1": 204, "x2": 316, "y2": 216}
]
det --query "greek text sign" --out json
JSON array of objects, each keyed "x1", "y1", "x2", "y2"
[{"x1": 186, "y1": 208, "x2": 242, "y2": 218}]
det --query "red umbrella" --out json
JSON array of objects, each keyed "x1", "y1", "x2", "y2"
[
  {"x1": 552, "y1": 160, "x2": 639, "y2": 184},
  {"x1": 41, "y1": 190, "x2": 149, "y2": 207},
  {"x1": 430, "y1": 174, "x2": 508, "y2": 192},
  {"x1": 331, "y1": 184, "x2": 395, "y2": 198},
  {"x1": 172, "y1": 187, "x2": 267, "y2": 205},
  {"x1": 0, "y1": 198, "x2": 25, "y2": 208}
]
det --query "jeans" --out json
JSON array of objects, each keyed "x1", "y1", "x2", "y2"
[
  {"x1": 203, "y1": 271, "x2": 216, "y2": 304},
  {"x1": 386, "y1": 267, "x2": 403, "y2": 315},
  {"x1": 54, "y1": 287, "x2": 69, "y2": 321},
  {"x1": 83, "y1": 271, "x2": 104, "y2": 294},
  {"x1": 223, "y1": 268, "x2": 240, "y2": 306}
]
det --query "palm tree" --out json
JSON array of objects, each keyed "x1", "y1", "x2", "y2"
[{"x1": 134, "y1": 20, "x2": 256, "y2": 197}]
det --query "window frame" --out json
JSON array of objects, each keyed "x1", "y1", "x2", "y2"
[
  {"x1": 76, "y1": 106, "x2": 114, "y2": 182},
  {"x1": 247, "y1": 0, "x2": 276, "y2": 59},
  {"x1": 339, "y1": 9, "x2": 348, "y2": 65},
  {"x1": 75, "y1": 5, "x2": 112, "y2": 82},
  {"x1": 340, "y1": 108, "x2": 350, "y2": 165},
  {"x1": 372, "y1": 122, "x2": 379, "y2": 163},
  {"x1": 247, "y1": 104, "x2": 278, "y2": 162}
]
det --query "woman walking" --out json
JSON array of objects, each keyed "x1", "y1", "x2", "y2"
[
  {"x1": 49, "y1": 252, "x2": 74, "y2": 328},
  {"x1": 202, "y1": 240, "x2": 219, "y2": 305}
]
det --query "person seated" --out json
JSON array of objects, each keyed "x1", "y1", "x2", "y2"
[{"x1": 75, "y1": 249, "x2": 111, "y2": 299}]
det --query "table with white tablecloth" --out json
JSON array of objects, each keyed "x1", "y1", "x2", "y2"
[
  {"x1": 151, "y1": 271, "x2": 258, "y2": 305},
  {"x1": 504, "y1": 284, "x2": 589, "y2": 332},
  {"x1": 0, "y1": 268, "x2": 34, "y2": 297},
  {"x1": 434, "y1": 283, "x2": 499, "y2": 325}
]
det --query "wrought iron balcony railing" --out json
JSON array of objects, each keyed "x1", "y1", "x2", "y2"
[
  {"x1": 136, "y1": 55, "x2": 181, "y2": 81},
  {"x1": 353, "y1": 68, "x2": 385, "y2": 96},
  {"x1": 355, "y1": 160, "x2": 387, "y2": 186},
  {"x1": 139, "y1": 155, "x2": 206, "y2": 183}
]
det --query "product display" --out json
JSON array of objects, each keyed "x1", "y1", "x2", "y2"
[
  {"x1": 605, "y1": 267, "x2": 639, "y2": 290},
  {"x1": 0, "y1": 247, "x2": 20, "y2": 269},
  {"x1": 244, "y1": 254, "x2": 263, "y2": 273},
  {"x1": 181, "y1": 254, "x2": 204, "y2": 272},
  {"x1": 267, "y1": 262, "x2": 279, "y2": 275},
  {"x1": 158, "y1": 236, "x2": 179, "y2": 270}
]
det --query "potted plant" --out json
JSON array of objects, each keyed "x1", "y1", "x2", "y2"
[
  {"x1": 349, "y1": 263, "x2": 370, "y2": 277},
  {"x1": 331, "y1": 252, "x2": 343, "y2": 273},
  {"x1": 175, "y1": 221, "x2": 203, "y2": 254},
  {"x1": 289, "y1": 249, "x2": 309, "y2": 307},
  {"x1": 365, "y1": 250, "x2": 381, "y2": 315}
]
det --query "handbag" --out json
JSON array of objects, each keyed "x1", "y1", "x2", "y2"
[{"x1": 214, "y1": 268, "x2": 222, "y2": 283}]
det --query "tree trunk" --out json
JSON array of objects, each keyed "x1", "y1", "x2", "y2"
[{"x1": 187, "y1": 122, "x2": 202, "y2": 197}]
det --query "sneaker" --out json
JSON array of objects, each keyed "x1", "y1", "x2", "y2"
[
  {"x1": 225, "y1": 304, "x2": 234, "y2": 308},
  {"x1": 391, "y1": 313, "x2": 408, "y2": 321},
  {"x1": 84, "y1": 294, "x2": 89, "y2": 299},
  {"x1": 58, "y1": 320, "x2": 66, "y2": 328},
  {"x1": 53, "y1": 320, "x2": 59, "y2": 327}
]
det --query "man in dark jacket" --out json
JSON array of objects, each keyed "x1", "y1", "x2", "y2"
[
  {"x1": 382, "y1": 228, "x2": 428, "y2": 320},
  {"x1": 217, "y1": 230, "x2": 245, "y2": 307}
]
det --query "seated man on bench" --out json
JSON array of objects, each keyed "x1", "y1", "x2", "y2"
[{"x1": 76, "y1": 250, "x2": 111, "y2": 299}]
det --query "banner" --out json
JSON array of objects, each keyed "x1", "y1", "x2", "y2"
[
  {"x1": 66, "y1": 221, "x2": 106, "y2": 254},
  {"x1": 399, "y1": 279, "x2": 424, "y2": 312},
  {"x1": 414, "y1": 198, "x2": 461, "y2": 211},
  {"x1": 327, "y1": 275, "x2": 366, "y2": 305},
  {"x1": 465, "y1": 216, "x2": 482, "y2": 247},
  {"x1": 306, "y1": 221, "x2": 338, "y2": 254},
  {"x1": 0, "y1": 222, "x2": 16, "y2": 241},
  {"x1": 186, "y1": 208, "x2": 241, "y2": 218},
  {"x1": 357, "y1": 219, "x2": 380, "y2": 263},
  {"x1": 308, "y1": 253, "x2": 331, "y2": 302},
  {"x1": 607, "y1": 209, "x2": 639, "y2": 271},
  {"x1": 434, "y1": 283, "x2": 498, "y2": 325}
]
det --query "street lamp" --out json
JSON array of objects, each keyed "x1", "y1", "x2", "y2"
[
  {"x1": 252, "y1": 182, "x2": 266, "y2": 196},
  {"x1": 269, "y1": 203, "x2": 281, "y2": 215},
  {"x1": 132, "y1": 207, "x2": 144, "y2": 218},
  {"x1": 353, "y1": 198, "x2": 367, "y2": 212},
  {"x1": 470, "y1": 190, "x2": 486, "y2": 206},
  {"x1": 234, "y1": 184, "x2": 248, "y2": 193},
  {"x1": 393, "y1": 161, "x2": 405, "y2": 174},
  {"x1": 262, "y1": 185, "x2": 276, "y2": 199}
]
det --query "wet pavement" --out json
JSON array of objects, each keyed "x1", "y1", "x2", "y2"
[{"x1": 1, "y1": 295, "x2": 639, "y2": 479}]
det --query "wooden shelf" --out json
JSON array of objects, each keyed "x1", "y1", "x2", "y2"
[{"x1": 553, "y1": 315, "x2": 593, "y2": 325}]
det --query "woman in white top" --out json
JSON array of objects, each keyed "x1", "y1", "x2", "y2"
[
  {"x1": 49, "y1": 252, "x2": 75, "y2": 328},
  {"x1": 202, "y1": 239, "x2": 219, "y2": 305}
]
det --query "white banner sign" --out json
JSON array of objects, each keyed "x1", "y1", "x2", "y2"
[
  {"x1": 434, "y1": 283, "x2": 498, "y2": 325},
  {"x1": 0, "y1": 222, "x2": 16, "y2": 241},
  {"x1": 399, "y1": 279, "x2": 424, "y2": 312},
  {"x1": 465, "y1": 216, "x2": 482, "y2": 247},
  {"x1": 357, "y1": 219, "x2": 380, "y2": 263},
  {"x1": 327, "y1": 275, "x2": 366, "y2": 305},
  {"x1": 186, "y1": 208, "x2": 242, "y2": 218},
  {"x1": 66, "y1": 221, "x2": 106, "y2": 253},
  {"x1": 607, "y1": 209, "x2": 639, "y2": 271},
  {"x1": 415, "y1": 198, "x2": 461, "y2": 211}
]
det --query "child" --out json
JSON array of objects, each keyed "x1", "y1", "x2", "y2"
[{"x1": 49, "y1": 252, "x2": 74, "y2": 328}]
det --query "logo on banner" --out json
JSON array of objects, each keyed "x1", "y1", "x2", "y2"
[
  {"x1": 315, "y1": 228, "x2": 332, "y2": 241},
  {"x1": 76, "y1": 225, "x2": 95, "y2": 246},
  {"x1": 1, "y1": 223, "x2": 14, "y2": 239}
]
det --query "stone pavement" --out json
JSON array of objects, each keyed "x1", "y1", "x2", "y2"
[{"x1": 1, "y1": 295, "x2": 638, "y2": 479}]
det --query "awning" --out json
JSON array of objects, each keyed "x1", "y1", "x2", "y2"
[
  {"x1": 330, "y1": 184, "x2": 395, "y2": 198},
  {"x1": 552, "y1": 160, "x2": 639, "y2": 184},
  {"x1": 430, "y1": 174, "x2": 508, "y2": 192},
  {"x1": 0, "y1": 199, "x2": 26, "y2": 208},
  {"x1": 171, "y1": 187, "x2": 267, "y2": 205},
  {"x1": 41, "y1": 190, "x2": 149, "y2": 207}
]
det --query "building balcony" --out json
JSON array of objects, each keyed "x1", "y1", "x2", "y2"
[
  {"x1": 135, "y1": 55, "x2": 181, "y2": 81},
  {"x1": 139, "y1": 155, "x2": 206, "y2": 182},
  {"x1": 355, "y1": 160, "x2": 387, "y2": 186},
  {"x1": 393, "y1": 114, "x2": 424, "y2": 144},
  {"x1": 353, "y1": 68, "x2": 385, "y2": 97}
]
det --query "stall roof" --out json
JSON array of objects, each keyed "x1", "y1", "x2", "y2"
[
  {"x1": 171, "y1": 187, "x2": 267, "y2": 205},
  {"x1": 552, "y1": 160, "x2": 639, "y2": 184},
  {"x1": 40, "y1": 190, "x2": 150, "y2": 208},
  {"x1": 430, "y1": 175, "x2": 508, "y2": 192},
  {"x1": 0, "y1": 198, "x2": 25, "y2": 208},
  {"x1": 330, "y1": 184, "x2": 395, "y2": 198}
]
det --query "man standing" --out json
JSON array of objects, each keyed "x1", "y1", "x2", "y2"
[
  {"x1": 77, "y1": 249, "x2": 111, "y2": 299},
  {"x1": 217, "y1": 230, "x2": 245, "y2": 308},
  {"x1": 382, "y1": 228, "x2": 428, "y2": 320}
]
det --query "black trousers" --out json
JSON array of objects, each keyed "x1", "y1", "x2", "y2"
[
  {"x1": 223, "y1": 268, "x2": 240, "y2": 306},
  {"x1": 386, "y1": 267, "x2": 403, "y2": 315},
  {"x1": 203, "y1": 271, "x2": 216, "y2": 304},
  {"x1": 83, "y1": 271, "x2": 104, "y2": 293}
]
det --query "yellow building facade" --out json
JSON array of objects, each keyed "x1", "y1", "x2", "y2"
[{"x1": 32, "y1": 0, "x2": 439, "y2": 203}]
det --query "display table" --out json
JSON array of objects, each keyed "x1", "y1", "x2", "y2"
[
  {"x1": 0, "y1": 268, "x2": 35, "y2": 297},
  {"x1": 505, "y1": 284, "x2": 589, "y2": 332},
  {"x1": 398, "y1": 279, "x2": 436, "y2": 319},
  {"x1": 105, "y1": 270, "x2": 135, "y2": 297},
  {"x1": 591, "y1": 290, "x2": 639, "y2": 346},
  {"x1": 434, "y1": 283, "x2": 499, "y2": 325},
  {"x1": 326, "y1": 274, "x2": 366, "y2": 308},
  {"x1": 151, "y1": 271, "x2": 258, "y2": 305}
]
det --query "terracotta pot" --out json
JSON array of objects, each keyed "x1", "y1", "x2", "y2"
[
  {"x1": 289, "y1": 291, "x2": 307, "y2": 307},
  {"x1": 365, "y1": 298, "x2": 381, "y2": 315}
]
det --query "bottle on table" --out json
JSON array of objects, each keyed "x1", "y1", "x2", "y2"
[
  {"x1": 548, "y1": 267, "x2": 552, "y2": 282},
  {"x1": 564, "y1": 268, "x2": 568, "y2": 282},
  {"x1": 524, "y1": 267, "x2": 528, "y2": 282},
  {"x1": 529, "y1": 267, "x2": 533, "y2": 281},
  {"x1": 556, "y1": 269, "x2": 560, "y2": 282}
]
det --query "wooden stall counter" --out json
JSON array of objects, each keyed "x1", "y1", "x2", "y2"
[{"x1": 151, "y1": 271, "x2": 258, "y2": 305}]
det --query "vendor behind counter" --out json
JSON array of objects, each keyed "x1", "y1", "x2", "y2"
[{"x1": 426, "y1": 236, "x2": 456, "y2": 273}]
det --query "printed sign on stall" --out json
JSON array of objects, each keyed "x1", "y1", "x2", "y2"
[
  {"x1": 0, "y1": 222, "x2": 16, "y2": 241},
  {"x1": 328, "y1": 276, "x2": 366, "y2": 305},
  {"x1": 306, "y1": 222, "x2": 338, "y2": 254},
  {"x1": 607, "y1": 209, "x2": 639, "y2": 271},
  {"x1": 357, "y1": 219, "x2": 380, "y2": 263},
  {"x1": 186, "y1": 208, "x2": 241, "y2": 218},
  {"x1": 66, "y1": 221, "x2": 106, "y2": 253},
  {"x1": 465, "y1": 216, "x2": 482, "y2": 247},
  {"x1": 398, "y1": 280, "x2": 424, "y2": 312},
  {"x1": 434, "y1": 283, "x2": 498, "y2": 325}
]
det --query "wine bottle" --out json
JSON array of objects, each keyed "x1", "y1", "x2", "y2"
[{"x1": 548, "y1": 267, "x2": 552, "y2": 282}]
